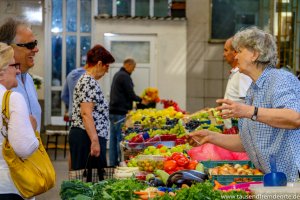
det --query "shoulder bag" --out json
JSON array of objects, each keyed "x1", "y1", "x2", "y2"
[{"x1": 1, "y1": 90, "x2": 56, "y2": 198}]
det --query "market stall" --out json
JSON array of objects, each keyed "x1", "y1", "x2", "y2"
[{"x1": 60, "y1": 104, "x2": 300, "y2": 200}]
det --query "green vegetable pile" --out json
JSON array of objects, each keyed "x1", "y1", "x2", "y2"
[
  {"x1": 60, "y1": 180, "x2": 93, "y2": 200},
  {"x1": 61, "y1": 179, "x2": 248, "y2": 200},
  {"x1": 60, "y1": 178, "x2": 146, "y2": 200},
  {"x1": 154, "y1": 181, "x2": 248, "y2": 200},
  {"x1": 93, "y1": 178, "x2": 147, "y2": 200}
]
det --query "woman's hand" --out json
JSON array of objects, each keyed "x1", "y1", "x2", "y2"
[
  {"x1": 90, "y1": 139, "x2": 100, "y2": 157},
  {"x1": 29, "y1": 115, "x2": 37, "y2": 131},
  {"x1": 187, "y1": 129, "x2": 214, "y2": 147},
  {"x1": 216, "y1": 99, "x2": 253, "y2": 119}
]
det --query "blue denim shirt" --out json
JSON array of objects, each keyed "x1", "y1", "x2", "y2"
[
  {"x1": 61, "y1": 68, "x2": 86, "y2": 117},
  {"x1": 13, "y1": 73, "x2": 42, "y2": 132},
  {"x1": 239, "y1": 67, "x2": 300, "y2": 181}
]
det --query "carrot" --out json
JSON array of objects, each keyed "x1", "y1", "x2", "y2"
[
  {"x1": 213, "y1": 180, "x2": 224, "y2": 190},
  {"x1": 229, "y1": 181, "x2": 236, "y2": 186},
  {"x1": 134, "y1": 191, "x2": 148, "y2": 195},
  {"x1": 139, "y1": 194, "x2": 156, "y2": 200},
  {"x1": 156, "y1": 191, "x2": 165, "y2": 196}
]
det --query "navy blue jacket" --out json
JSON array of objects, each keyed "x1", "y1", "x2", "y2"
[{"x1": 109, "y1": 67, "x2": 141, "y2": 115}]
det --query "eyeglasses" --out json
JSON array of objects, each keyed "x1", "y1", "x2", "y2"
[
  {"x1": 9, "y1": 63, "x2": 21, "y2": 70},
  {"x1": 16, "y1": 40, "x2": 38, "y2": 50}
]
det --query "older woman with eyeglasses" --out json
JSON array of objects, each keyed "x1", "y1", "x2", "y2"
[
  {"x1": 188, "y1": 27, "x2": 300, "y2": 182},
  {"x1": 0, "y1": 43, "x2": 38, "y2": 200},
  {"x1": 69, "y1": 44, "x2": 115, "y2": 182}
]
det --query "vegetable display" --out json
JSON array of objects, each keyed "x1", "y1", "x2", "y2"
[{"x1": 60, "y1": 179, "x2": 249, "y2": 200}]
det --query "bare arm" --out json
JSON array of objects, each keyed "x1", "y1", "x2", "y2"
[
  {"x1": 255, "y1": 107, "x2": 300, "y2": 129},
  {"x1": 80, "y1": 102, "x2": 100, "y2": 157},
  {"x1": 187, "y1": 130, "x2": 245, "y2": 152},
  {"x1": 216, "y1": 99, "x2": 300, "y2": 129},
  {"x1": 29, "y1": 114, "x2": 37, "y2": 131}
]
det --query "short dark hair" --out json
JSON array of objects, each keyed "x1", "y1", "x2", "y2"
[
  {"x1": 123, "y1": 58, "x2": 136, "y2": 65},
  {"x1": 86, "y1": 44, "x2": 115, "y2": 67},
  {"x1": 0, "y1": 18, "x2": 29, "y2": 45}
]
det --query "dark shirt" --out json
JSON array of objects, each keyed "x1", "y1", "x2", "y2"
[{"x1": 109, "y1": 67, "x2": 142, "y2": 115}]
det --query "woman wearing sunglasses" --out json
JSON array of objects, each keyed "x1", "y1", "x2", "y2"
[
  {"x1": 69, "y1": 45, "x2": 115, "y2": 182},
  {"x1": 0, "y1": 43, "x2": 38, "y2": 200}
]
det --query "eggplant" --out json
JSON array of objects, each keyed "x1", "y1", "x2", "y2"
[
  {"x1": 148, "y1": 177, "x2": 165, "y2": 187},
  {"x1": 180, "y1": 170, "x2": 208, "y2": 180},
  {"x1": 166, "y1": 170, "x2": 208, "y2": 187}
]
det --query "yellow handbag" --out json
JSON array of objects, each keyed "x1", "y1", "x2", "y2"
[{"x1": 1, "y1": 90, "x2": 56, "y2": 198}]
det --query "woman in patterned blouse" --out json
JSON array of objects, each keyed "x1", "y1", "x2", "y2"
[
  {"x1": 188, "y1": 27, "x2": 300, "y2": 182},
  {"x1": 69, "y1": 45, "x2": 115, "y2": 181}
]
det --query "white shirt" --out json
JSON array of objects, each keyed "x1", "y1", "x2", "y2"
[
  {"x1": 223, "y1": 68, "x2": 252, "y2": 128},
  {"x1": 0, "y1": 84, "x2": 38, "y2": 198}
]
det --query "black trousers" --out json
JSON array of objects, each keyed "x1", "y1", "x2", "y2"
[{"x1": 0, "y1": 193, "x2": 23, "y2": 200}]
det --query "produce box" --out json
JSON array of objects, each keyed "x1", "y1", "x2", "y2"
[
  {"x1": 200, "y1": 160, "x2": 263, "y2": 185},
  {"x1": 122, "y1": 148, "x2": 141, "y2": 161},
  {"x1": 250, "y1": 182, "x2": 300, "y2": 200},
  {"x1": 136, "y1": 155, "x2": 165, "y2": 172},
  {"x1": 124, "y1": 140, "x2": 160, "y2": 150},
  {"x1": 200, "y1": 160, "x2": 255, "y2": 169},
  {"x1": 211, "y1": 174, "x2": 263, "y2": 186}
]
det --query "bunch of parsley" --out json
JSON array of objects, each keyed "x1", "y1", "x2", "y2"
[{"x1": 93, "y1": 178, "x2": 147, "y2": 200}]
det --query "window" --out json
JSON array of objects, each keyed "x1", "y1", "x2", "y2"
[
  {"x1": 211, "y1": 0, "x2": 271, "y2": 40},
  {"x1": 97, "y1": 0, "x2": 173, "y2": 17},
  {"x1": 47, "y1": 0, "x2": 92, "y2": 123}
]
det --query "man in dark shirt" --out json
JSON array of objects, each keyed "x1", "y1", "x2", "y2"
[{"x1": 109, "y1": 58, "x2": 145, "y2": 166}]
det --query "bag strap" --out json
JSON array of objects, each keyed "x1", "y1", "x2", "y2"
[{"x1": 1, "y1": 90, "x2": 12, "y2": 138}]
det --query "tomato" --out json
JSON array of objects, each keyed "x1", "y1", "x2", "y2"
[
  {"x1": 171, "y1": 152, "x2": 184, "y2": 160},
  {"x1": 166, "y1": 170, "x2": 176, "y2": 175},
  {"x1": 175, "y1": 166, "x2": 185, "y2": 171},
  {"x1": 156, "y1": 144, "x2": 164, "y2": 149},
  {"x1": 164, "y1": 160, "x2": 177, "y2": 171},
  {"x1": 187, "y1": 160, "x2": 198, "y2": 170},
  {"x1": 176, "y1": 157, "x2": 189, "y2": 167}
]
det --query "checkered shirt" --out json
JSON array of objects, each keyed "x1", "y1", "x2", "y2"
[{"x1": 239, "y1": 67, "x2": 300, "y2": 182}]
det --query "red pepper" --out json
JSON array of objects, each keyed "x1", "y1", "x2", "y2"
[
  {"x1": 130, "y1": 134, "x2": 144, "y2": 143},
  {"x1": 176, "y1": 157, "x2": 189, "y2": 167},
  {"x1": 164, "y1": 160, "x2": 177, "y2": 171}
]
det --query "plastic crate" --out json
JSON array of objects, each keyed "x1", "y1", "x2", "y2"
[
  {"x1": 200, "y1": 160, "x2": 255, "y2": 169},
  {"x1": 159, "y1": 141, "x2": 176, "y2": 148},
  {"x1": 211, "y1": 175, "x2": 263, "y2": 186},
  {"x1": 250, "y1": 182, "x2": 300, "y2": 200},
  {"x1": 123, "y1": 140, "x2": 160, "y2": 150},
  {"x1": 200, "y1": 160, "x2": 263, "y2": 186}
]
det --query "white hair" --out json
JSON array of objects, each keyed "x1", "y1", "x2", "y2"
[
  {"x1": 232, "y1": 27, "x2": 278, "y2": 66},
  {"x1": 0, "y1": 42, "x2": 14, "y2": 70}
]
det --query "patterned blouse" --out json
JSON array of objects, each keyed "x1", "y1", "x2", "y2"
[
  {"x1": 239, "y1": 66, "x2": 300, "y2": 182},
  {"x1": 71, "y1": 73, "x2": 110, "y2": 139}
]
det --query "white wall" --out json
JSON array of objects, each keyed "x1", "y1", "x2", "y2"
[
  {"x1": 0, "y1": 0, "x2": 45, "y2": 100},
  {"x1": 93, "y1": 19, "x2": 187, "y2": 110}
]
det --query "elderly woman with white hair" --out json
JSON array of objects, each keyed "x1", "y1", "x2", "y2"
[
  {"x1": 188, "y1": 27, "x2": 300, "y2": 182},
  {"x1": 0, "y1": 43, "x2": 38, "y2": 200}
]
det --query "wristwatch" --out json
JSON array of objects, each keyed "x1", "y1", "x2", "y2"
[{"x1": 251, "y1": 107, "x2": 258, "y2": 121}]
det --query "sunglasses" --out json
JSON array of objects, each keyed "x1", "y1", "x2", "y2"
[
  {"x1": 16, "y1": 40, "x2": 38, "y2": 50},
  {"x1": 9, "y1": 63, "x2": 21, "y2": 70}
]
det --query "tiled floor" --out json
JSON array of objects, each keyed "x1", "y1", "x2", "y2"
[{"x1": 36, "y1": 149, "x2": 69, "y2": 200}]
